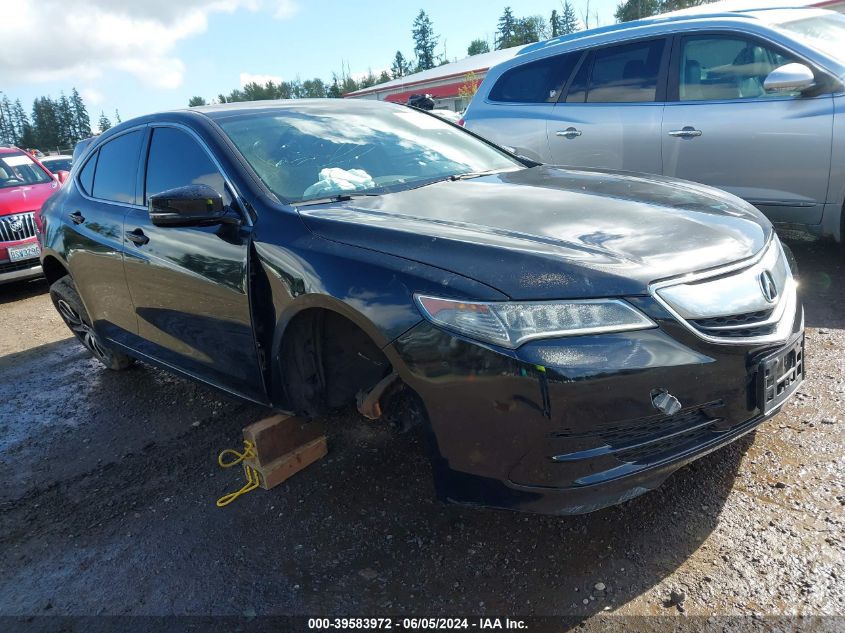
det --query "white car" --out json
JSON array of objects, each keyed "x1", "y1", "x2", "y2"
[{"x1": 40, "y1": 155, "x2": 73, "y2": 174}]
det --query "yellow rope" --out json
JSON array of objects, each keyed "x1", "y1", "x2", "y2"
[
  {"x1": 215, "y1": 440, "x2": 260, "y2": 507},
  {"x1": 217, "y1": 440, "x2": 256, "y2": 468},
  {"x1": 216, "y1": 464, "x2": 261, "y2": 508}
]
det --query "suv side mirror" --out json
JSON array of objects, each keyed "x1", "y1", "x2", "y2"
[
  {"x1": 55, "y1": 170, "x2": 70, "y2": 184},
  {"x1": 764, "y1": 63, "x2": 815, "y2": 93},
  {"x1": 149, "y1": 184, "x2": 239, "y2": 227}
]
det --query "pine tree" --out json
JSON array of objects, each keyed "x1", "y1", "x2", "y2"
[
  {"x1": 512, "y1": 16, "x2": 547, "y2": 45},
  {"x1": 114, "y1": 109, "x2": 122, "y2": 124},
  {"x1": 12, "y1": 99, "x2": 30, "y2": 146},
  {"x1": 32, "y1": 97, "x2": 61, "y2": 149},
  {"x1": 615, "y1": 0, "x2": 661, "y2": 22},
  {"x1": 496, "y1": 7, "x2": 517, "y2": 49},
  {"x1": 98, "y1": 111, "x2": 112, "y2": 133},
  {"x1": 391, "y1": 51, "x2": 411, "y2": 79},
  {"x1": 550, "y1": 10, "x2": 561, "y2": 37},
  {"x1": 467, "y1": 39, "x2": 490, "y2": 56},
  {"x1": 57, "y1": 93, "x2": 74, "y2": 146},
  {"x1": 561, "y1": 1, "x2": 580, "y2": 34},
  {"x1": 0, "y1": 95, "x2": 14, "y2": 145},
  {"x1": 412, "y1": 10, "x2": 438, "y2": 71},
  {"x1": 70, "y1": 88, "x2": 91, "y2": 140},
  {"x1": 188, "y1": 96, "x2": 207, "y2": 107}
]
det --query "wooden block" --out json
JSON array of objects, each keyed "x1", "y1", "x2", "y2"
[
  {"x1": 242, "y1": 414, "x2": 325, "y2": 468},
  {"x1": 245, "y1": 436, "x2": 328, "y2": 490}
]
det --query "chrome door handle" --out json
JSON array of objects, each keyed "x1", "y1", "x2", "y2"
[
  {"x1": 668, "y1": 127, "x2": 702, "y2": 138},
  {"x1": 555, "y1": 127, "x2": 582, "y2": 138},
  {"x1": 125, "y1": 229, "x2": 149, "y2": 246}
]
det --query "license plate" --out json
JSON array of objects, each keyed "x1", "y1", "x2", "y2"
[
  {"x1": 7, "y1": 242, "x2": 40, "y2": 262},
  {"x1": 759, "y1": 336, "x2": 804, "y2": 415}
]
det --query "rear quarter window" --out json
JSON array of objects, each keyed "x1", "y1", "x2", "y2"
[{"x1": 489, "y1": 53, "x2": 581, "y2": 103}]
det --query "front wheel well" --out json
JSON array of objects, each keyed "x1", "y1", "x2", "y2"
[
  {"x1": 278, "y1": 308, "x2": 393, "y2": 416},
  {"x1": 41, "y1": 255, "x2": 69, "y2": 286}
]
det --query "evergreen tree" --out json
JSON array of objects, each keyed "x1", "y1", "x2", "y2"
[
  {"x1": 114, "y1": 109, "x2": 122, "y2": 124},
  {"x1": 615, "y1": 0, "x2": 661, "y2": 22},
  {"x1": 57, "y1": 93, "x2": 74, "y2": 146},
  {"x1": 512, "y1": 16, "x2": 547, "y2": 45},
  {"x1": 327, "y1": 76, "x2": 343, "y2": 98},
  {"x1": 188, "y1": 96, "x2": 207, "y2": 107},
  {"x1": 32, "y1": 97, "x2": 61, "y2": 149},
  {"x1": 550, "y1": 10, "x2": 561, "y2": 37},
  {"x1": 412, "y1": 10, "x2": 438, "y2": 71},
  {"x1": 98, "y1": 111, "x2": 112, "y2": 133},
  {"x1": 561, "y1": 1, "x2": 580, "y2": 34},
  {"x1": 70, "y1": 88, "x2": 91, "y2": 140},
  {"x1": 496, "y1": 7, "x2": 517, "y2": 49},
  {"x1": 0, "y1": 95, "x2": 14, "y2": 145},
  {"x1": 467, "y1": 39, "x2": 490, "y2": 56},
  {"x1": 12, "y1": 99, "x2": 30, "y2": 146},
  {"x1": 377, "y1": 70, "x2": 391, "y2": 84},
  {"x1": 391, "y1": 51, "x2": 411, "y2": 79}
]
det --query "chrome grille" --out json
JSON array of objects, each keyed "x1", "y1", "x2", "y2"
[
  {"x1": 0, "y1": 211, "x2": 37, "y2": 243},
  {"x1": 652, "y1": 237, "x2": 797, "y2": 345}
]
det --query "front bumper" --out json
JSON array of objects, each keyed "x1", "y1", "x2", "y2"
[
  {"x1": 388, "y1": 294, "x2": 804, "y2": 515},
  {"x1": 0, "y1": 258, "x2": 43, "y2": 284}
]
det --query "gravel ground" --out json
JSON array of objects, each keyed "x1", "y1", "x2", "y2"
[{"x1": 0, "y1": 241, "x2": 842, "y2": 626}]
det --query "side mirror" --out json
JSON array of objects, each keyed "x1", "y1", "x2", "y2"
[
  {"x1": 764, "y1": 63, "x2": 815, "y2": 93},
  {"x1": 56, "y1": 170, "x2": 70, "y2": 185},
  {"x1": 149, "y1": 184, "x2": 238, "y2": 227}
]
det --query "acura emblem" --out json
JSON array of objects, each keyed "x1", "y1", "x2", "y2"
[{"x1": 759, "y1": 271, "x2": 778, "y2": 303}]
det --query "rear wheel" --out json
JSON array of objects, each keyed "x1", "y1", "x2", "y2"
[{"x1": 50, "y1": 275, "x2": 134, "y2": 371}]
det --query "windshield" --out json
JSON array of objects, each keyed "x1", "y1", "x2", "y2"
[
  {"x1": 43, "y1": 158, "x2": 72, "y2": 173},
  {"x1": 776, "y1": 13, "x2": 845, "y2": 60},
  {"x1": 216, "y1": 105, "x2": 520, "y2": 203},
  {"x1": 0, "y1": 152, "x2": 52, "y2": 189}
]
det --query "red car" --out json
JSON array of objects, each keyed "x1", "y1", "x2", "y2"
[{"x1": 0, "y1": 146, "x2": 67, "y2": 284}]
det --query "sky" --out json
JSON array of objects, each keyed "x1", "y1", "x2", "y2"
[{"x1": 0, "y1": 0, "x2": 619, "y2": 122}]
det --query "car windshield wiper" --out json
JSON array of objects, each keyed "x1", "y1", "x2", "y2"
[
  {"x1": 294, "y1": 192, "x2": 381, "y2": 207},
  {"x1": 447, "y1": 168, "x2": 514, "y2": 182}
]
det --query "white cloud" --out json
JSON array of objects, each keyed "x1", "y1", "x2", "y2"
[
  {"x1": 273, "y1": 0, "x2": 299, "y2": 20},
  {"x1": 0, "y1": 0, "x2": 297, "y2": 90},
  {"x1": 80, "y1": 88, "x2": 104, "y2": 105}
]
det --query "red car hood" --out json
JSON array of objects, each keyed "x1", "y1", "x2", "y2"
[{"x1": 0, "y1": 181, "x2": 58, "y2": 217}]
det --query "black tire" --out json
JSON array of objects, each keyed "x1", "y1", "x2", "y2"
[{"x1": 50, "y1": 275, "x2": 134, "y2": 371}]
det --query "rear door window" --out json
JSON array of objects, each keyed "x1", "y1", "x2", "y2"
[
  {"x1": 91, "y1": 130, "x2": 143, "y2": 204},
  {"x1": 568, "y1": 39, "x2": 666, "y2": 103},
  {"x1": 489, "y1": 52, "x2": 581, "y2": 103}
]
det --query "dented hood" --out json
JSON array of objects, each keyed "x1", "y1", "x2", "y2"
[{"x1": 297, "y1": 166, "x2": 771, "y2": 300}]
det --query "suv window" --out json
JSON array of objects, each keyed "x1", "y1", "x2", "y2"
[
  {"x1": 567, "y1": 39, "x2": 666, "y2": 103},
  {"x1": 145, "y1": 127, "x2": 229, "y2": 204},
  {"x1": 489, "y1": 52, "x2": 581, "y2": 103},
  {"x1": 91, "y1": 130, "x2": 143, "y2": 204},
  {"x1": 679, "y1": 36, "x2": 798, "y2": 101}
]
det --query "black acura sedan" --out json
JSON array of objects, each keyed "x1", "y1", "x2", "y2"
[{"x1": 39, "y1": 100, "x2": 804, "y2": 514}]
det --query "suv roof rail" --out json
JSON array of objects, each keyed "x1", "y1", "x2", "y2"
[{"x1": 516, "y1": 7, "x2": 803, "y2": 56}]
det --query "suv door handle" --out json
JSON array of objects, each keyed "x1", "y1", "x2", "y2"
[
  {"x1": 555, "y1": 127, "x2": 582, "y2": 139},
  {"x1": 69, "y1": 211, "x2": 85, "y2": 225},
  {"x1": 125, "y1": 229, "x2": 149, "y2": 246},
  {"x1": 668, "y1": 127, "x2": 703, "y2": 138}
]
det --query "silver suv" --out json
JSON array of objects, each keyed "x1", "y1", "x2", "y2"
[{"x1": 463, "y1": 7, "x2": 845, "y2": 242}]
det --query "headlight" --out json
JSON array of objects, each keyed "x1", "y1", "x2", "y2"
[{"x1": 414, "y1": 295, "x2": 656, "y2": 348}]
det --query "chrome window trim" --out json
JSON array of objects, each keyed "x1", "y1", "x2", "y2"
[{"x1": 649, "y1": 235, "x2": 798, "y2": 346}]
